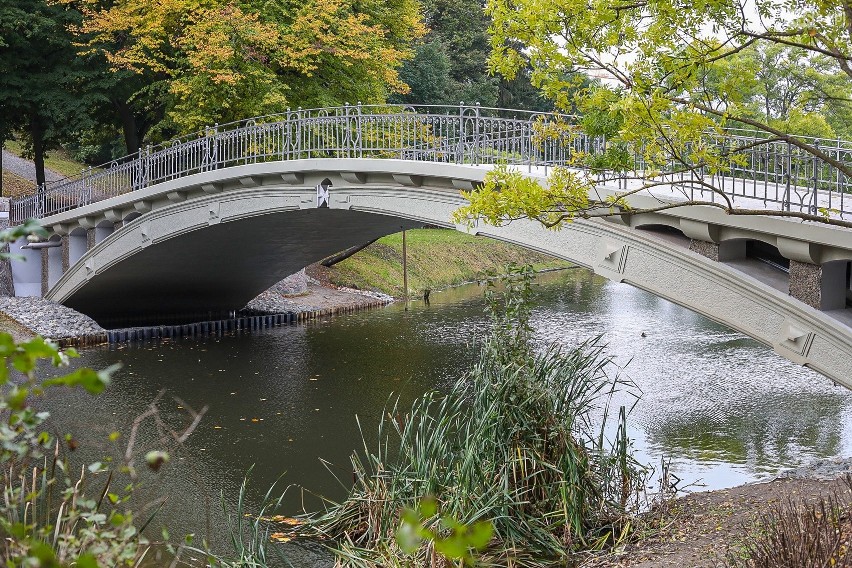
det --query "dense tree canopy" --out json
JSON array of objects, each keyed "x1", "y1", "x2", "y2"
[{"x1": 0, "y1": 0, "x2": 94, "y2": 185}]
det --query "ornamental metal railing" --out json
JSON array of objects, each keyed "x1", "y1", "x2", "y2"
[{"x1": 9, "y1": 103, "x2": 852, "y2": 223}]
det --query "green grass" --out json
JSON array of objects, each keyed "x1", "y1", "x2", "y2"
[
  {"x1": 4, "y1": 141, "x2": 93, "y2": 178},
  {"x1": 327, "y1": 228, "x2": 571, "y2": 296}
]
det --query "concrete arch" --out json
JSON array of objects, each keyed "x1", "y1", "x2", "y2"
[{"x1": 35, "y1": 159, "x2": 852, "y2": 388}]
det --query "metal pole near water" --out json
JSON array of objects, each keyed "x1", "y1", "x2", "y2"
[{"x1": 402, "y1": 229, "x2": 408, "y2": 308}]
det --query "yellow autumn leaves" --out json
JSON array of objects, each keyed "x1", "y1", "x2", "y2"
[{"x1": 63, "y1": 0, "x2": 425, "y2": 132}]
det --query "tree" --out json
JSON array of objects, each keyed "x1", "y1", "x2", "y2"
[
  {"x1": 72, "y1": 0, "x2": 425, "y2": 137},
  {"x1": 454, "y1": 0, "x2": 852, "y2": 229},
  {"x1": 0, "y1": 0, "x2": 93, "y2": 186},
  {"x1": 394, "y1": 41, "x2": 453, "y2": 105},
  {"x1": 393, "y1": 0, "x2": 555, "y2": 110}
]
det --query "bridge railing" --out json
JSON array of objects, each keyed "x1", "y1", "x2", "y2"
[{"x1": 10, "y1": 104, "x2": 852, "y2": 223}]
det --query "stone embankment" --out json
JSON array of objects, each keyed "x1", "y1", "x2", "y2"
[
  {"x1": 0, "y1": 271, "x2": 395, "y2": 346},
  {"x1": 0, "y1": 296, "x2": 106, "y2": 346}
]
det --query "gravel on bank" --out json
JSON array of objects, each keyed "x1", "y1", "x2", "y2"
[
  {"x1": 0, "y1": 296, "x2": 106, "y2": 344},
  {"x1": 243, "y1": 278, "x2": 394, "y2": 314}
]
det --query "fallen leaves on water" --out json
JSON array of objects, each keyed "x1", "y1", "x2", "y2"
[
  {"x1": 267, "y1": 516, "x2": 304, "y2": 526},
  {"x1": 270, "y1": 532, "x2": 292, "y2": 543}
]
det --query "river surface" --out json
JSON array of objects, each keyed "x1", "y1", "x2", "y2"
[{"x1": 43, "y1": 268, "x2": 852, "y2": 559}]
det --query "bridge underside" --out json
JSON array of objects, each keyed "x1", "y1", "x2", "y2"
[
  {"x1": 22, "y1": 160, "x2": 852, "y2": 388},
  {"x1": 64, "y1": 209, "x2": 417, "y2": 326}
]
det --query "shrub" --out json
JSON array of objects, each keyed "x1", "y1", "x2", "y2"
[{"x1": 725, "y1": 475, "x2": 852, "y2": 568}]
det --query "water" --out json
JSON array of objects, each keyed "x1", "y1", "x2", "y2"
[{"x1": 42, "y1": 268, "x2": 852, "y2": 557}]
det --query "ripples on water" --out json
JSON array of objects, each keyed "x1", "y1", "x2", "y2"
[{"x1": 40, "y1": 268, "x2": 852, "y2": 554}]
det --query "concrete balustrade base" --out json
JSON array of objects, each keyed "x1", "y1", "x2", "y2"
[
  {"x1": 689, "y1": 239, "x2": 720, "y2": 261},
  {"x1": 790, "y1": 260, "x2": 848, "y2": 311}
]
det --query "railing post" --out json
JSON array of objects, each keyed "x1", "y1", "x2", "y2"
[
  {"x1": 142, "y1": 144, "x2": 151, "y2": 188},
  {"x1": 457, "y1": 102, "x2": 465, "y2": 165},
  {"x1": 356, "y1": 102, "x2": 363, "y2": 159},
  {"x1": 783, "y1": 141, "x2": 792, "y2": 211},
  {"x1": 36, "y1": 183, "x2": 45, "y2": 219},
  {"x1": 810, "y1": 140, "x2": 820, "y2": 215},
  {"x1": 473, "y1": 102, "x2": 481, "y2": 166},
  {"x1": 213, "y1": 123, "x2": 219, "y2": 169}
]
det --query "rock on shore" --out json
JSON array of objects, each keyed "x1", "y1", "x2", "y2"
[
  {"x1": 774, "y1": 456, "x2": 852, "y2": 481},
  {"x1": 0, "y1": 296, "x2": 105, "y2": 343}
]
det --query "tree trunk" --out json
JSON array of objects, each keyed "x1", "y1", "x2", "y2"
[
  {"x1": 321, "y1": 238, "x2": 379, "y2": 267},
  {"x1": 29, "y1": 116, "x2": 46, "y2": 188},
  {"x1": 114, "y1": 99, "x2": 140, "y2": 155}
]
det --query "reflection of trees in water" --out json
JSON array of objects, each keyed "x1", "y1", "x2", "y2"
[
  {"x1": 539, "y1": 268, "x2": 607, "y2": 308},
  {"x1": 644, "y1": 392, "x2": 849, "y2": 469}
]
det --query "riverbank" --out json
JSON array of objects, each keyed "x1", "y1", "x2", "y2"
[
  {"x1": 0, "y1": 279, "x2": 390, "y2": 345},
  {"x1": 594, "y1": 458, "x2": 852, "y2": 567},
  {"x1": 0, "y1": 296, "x2": 107, "y2": 346},
  {"x1": 320, "y1": 228, "x2": 571, "y2": 297}
]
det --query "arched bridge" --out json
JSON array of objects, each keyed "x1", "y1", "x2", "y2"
[{"x1": 7, "y1": 105, "x2": 852, "y2": 388}]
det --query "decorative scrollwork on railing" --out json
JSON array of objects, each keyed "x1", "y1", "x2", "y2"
[{"x1": 10, "y1": 104, "x2": 852, "y2": 223}]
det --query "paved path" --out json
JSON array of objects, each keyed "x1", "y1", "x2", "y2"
[{"x1": 2, "y1": 149, "x2": 63, "y2": 183}]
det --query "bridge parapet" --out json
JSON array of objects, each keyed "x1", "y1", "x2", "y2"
[{"x1": 10, "y1": 104, "x2": 852, "y2": 223}]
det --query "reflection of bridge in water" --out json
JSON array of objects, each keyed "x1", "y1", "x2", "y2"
[{"x1": 6, "y1": 105, "x2": 852, "y2": 387}]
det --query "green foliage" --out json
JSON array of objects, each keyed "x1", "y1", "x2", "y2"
[
  {"x1": 451, "y1": 164, "x2": 594, "y2": 229},
  {"x1": 296, "y1": 267, "x2": 647, "y2": 566},
  {"x1": 0, "y1": 0, "x2": 97, "y2": 185},
  {"x1": 397, "y1": 497, "x2": 493, "y2": 566},
  {"x1": 477, "y1": 0, "x2": 852, "y2": 229},
  {"x1": 72, "y1": 0, "x2": 426, "y2": 136},
  {"x1": 395, "y1": 41, "x2": 453, "y2": 105},
  {"x1": 0, "y1": 222, "x2": 193, "y2": 566},
  {"x1": 0, "y1": 332, "x2": 138, "y2": 566},
  {"x1": 393, "y1": 0, "x2": 559, "y2": 110}
]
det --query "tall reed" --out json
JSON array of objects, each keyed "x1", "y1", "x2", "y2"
[{"x1": 298, "y1": 266, "x2": 647, "y2": 566}]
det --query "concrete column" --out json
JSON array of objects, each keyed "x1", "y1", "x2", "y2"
[
  {"x1": 86, "y1": 228, "x2": 96, "y2": 250},
  {"x1": 689, "y1": 239, "x2": 746, "y2": 262},
  {"x1": 61, "y1": 235, "x2": 70, "y2": 272},
  {"x1": 789, "y1": 260, "x2": 848, "y2": 311},
  {"x1": 41, "y1": 248, "x2": 49, "y2": 297}
]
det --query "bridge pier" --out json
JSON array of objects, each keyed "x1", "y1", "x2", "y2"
[
  {"x1": 789, "y1": 260, "x2": 849, "y2": 311},
  {"x1": 61, "y1": 235, "x2": 70, "y2": 272},
  {"x1": 690, "y1": 238, "x2": 849, "y2": 312},
  {"x1": 688, "y1": 239, "x2": 746, "y2": 262}
]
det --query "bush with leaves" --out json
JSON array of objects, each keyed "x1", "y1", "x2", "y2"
[{"x1": 0, "y1": 220, "x2": 196, "y2": 566}]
